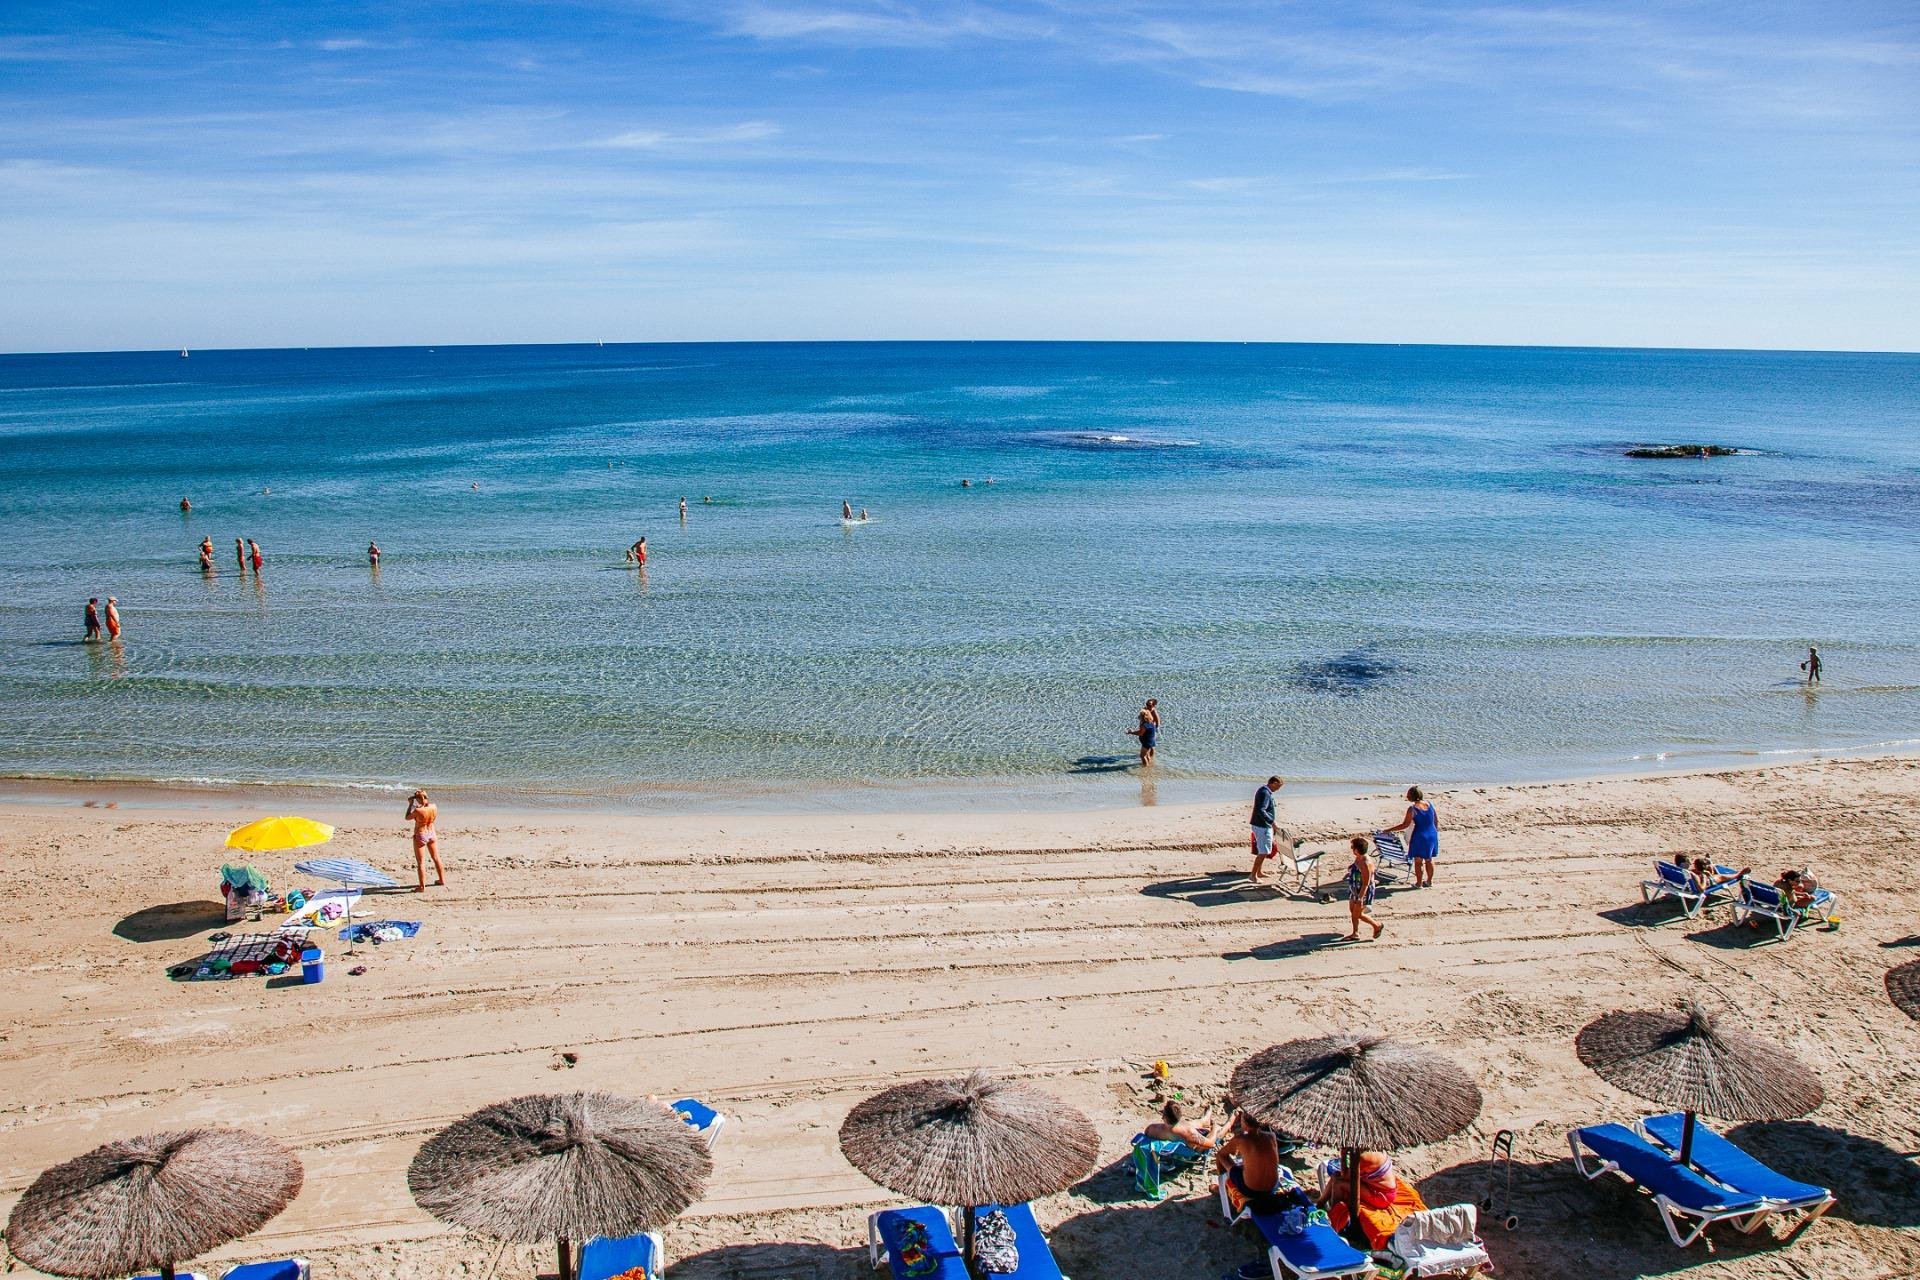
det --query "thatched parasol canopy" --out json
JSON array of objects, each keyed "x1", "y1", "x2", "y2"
[
  {"x1": 1229, "y1": 1032, "x2": 1482, "y2": 1151},
  {"x1": 1575, "y1": 1003, "x2": 1824, "y2": 1122},
  {"x1": 1887, "y1": 959, "x2": 1920, "y2": 1021},
  {"x1": 409, "y1": 1091, "x2": 711, "y2": 1249},
  {"x1": 838, "y1": 1070, "x2": 1099, "y2": 1208},
  {"x1": 5, "y1": 1129, "x2": 302, "y2": 1280}
]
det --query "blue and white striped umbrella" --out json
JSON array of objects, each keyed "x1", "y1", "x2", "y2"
[{"x1": 294, "y1": 857, "x2": 399, "y2": 888}]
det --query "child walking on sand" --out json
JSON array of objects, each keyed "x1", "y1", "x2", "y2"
[{"x1": 1344, "y1": 836, "x2": 1384, "y2": 941}]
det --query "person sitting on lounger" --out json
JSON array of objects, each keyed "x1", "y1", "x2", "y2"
[
  {"x1": 1214, "y1": 1113, "x2": 1310, "y2": 1216},
  {"x1": 1144, "y1": 1099, "x2": 1218, "y2": 1152},
  {"x1": 1690, "y1": 857, "x2": 1748, "y2": 895},
  {"x1": 1318, "y1": 1152, "x2": 1428, "y2": 1250},
  {"x1": 1776, "y1": 869, "x2": 1830, "y2": 918}
]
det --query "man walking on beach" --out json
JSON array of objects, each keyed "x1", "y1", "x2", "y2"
[
  {"x1": 84, "y1": 597, "x2": 101, "y2": 641},
  {"x1": 1249, "y1": 775, "x2": 1285, "y2": 884},
  {"x1": 103, "y1": 596, "x2": 121, "y2": 640}
]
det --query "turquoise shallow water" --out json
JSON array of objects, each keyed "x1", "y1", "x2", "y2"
[{"x1": 2, "y1": 341, "x2": 1917, "y2": 807}]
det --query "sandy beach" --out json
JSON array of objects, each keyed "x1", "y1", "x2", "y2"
[{"x1": 3, "y1": 756, "x2": 1918, "y2": 1279}]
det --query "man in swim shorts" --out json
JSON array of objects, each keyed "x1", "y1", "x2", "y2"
[
  {"x1": 84, "y1": 597, "x2": 101, "y2": 641},
  {"x1": 407, "y1": 790, "x2": 446, "y2": 891},
  {"x1": 1249, "y1": 775, "x2": 1284, "y2": 883}
]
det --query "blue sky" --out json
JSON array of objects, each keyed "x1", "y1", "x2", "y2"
[{"x1": 2, "y1": 1, "x2": 1916, "y2": 351}]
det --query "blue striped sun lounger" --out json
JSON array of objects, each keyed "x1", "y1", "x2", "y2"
[
  {"x1": 969, "y1": 1202, "x2": 1067, "y2": 1280},
  {"x1": 222, "y1": 1262, "x2": 308, "y2": 1280},
  {"x1": 1638, "y1": 1113, "x2": 1834, "y2": 1222},
  {"x1": 1250, "y1": 1207, "x2": 1373, "y2": 1280},
  {"x1": 1641, "y1": 861, "x2": 1741, "y2": 919},
  {"x1": 670, "y1": 1096, "x2": 727, "y2": 1147},
  {"x1": 1569, "y1": 1123, "x2": 1772, "y2": 1247},
  {"x1": 868, "y1": 1206, "x2": 969, "y2": 1280},
  {"x1": 578, "y1": 1231, "x2": 663, "y2": 1280}
]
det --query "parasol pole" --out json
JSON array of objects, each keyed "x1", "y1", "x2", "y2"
[
  {"x1": 961, "y1": 1204, "x2": 976, "y2": 1275},
  {"x1": 1678, "y1": 1111, "x2": 1697, "y2": 1169},
  {"x1": 1345, "y1": 1147, "x2": 1362, "y2": 1246},
  {"x1": 557, "y1": 1236, "x2": 572, "y2": 1280}
]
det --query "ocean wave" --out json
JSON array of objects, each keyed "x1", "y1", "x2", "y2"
[{"x1": 1025, "y1": 430, "x2": 1199, "y2": 451}]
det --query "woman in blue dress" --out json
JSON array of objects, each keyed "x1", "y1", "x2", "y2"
[{"x1": 1384, "y1": 786, "x2": 1439, "y2": 888}]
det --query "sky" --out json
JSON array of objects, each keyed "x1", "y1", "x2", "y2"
[{"x1": 2, "y1": 1, "x2": 1917, "y2": 352}]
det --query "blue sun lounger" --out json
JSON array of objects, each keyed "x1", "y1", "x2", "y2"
[
  {"x1": 1638, "y1": 1113, "x2": 1834, "y2": 1224},
  {"x1": 1218, "y1": 1172, "x2": 1373, "y2": 1279},
  {"x1": 1569, "y1": 1123, "x2": 1772, "y2": 1247},
  {"x1": 1733, "y1": 880, "x2": 1836, "y2": 941},
  {"x1": 223, "y1": 1264, "x2": 309, "y2": 1280},
  {"x1": 969, "y1": 1203, "x2": 1068, "y2": 1279},
  {"x1": 1251, "y1": 1209, "x2": 1374, "y2": 1280},
  {"x1": 578, "y1": 1231, "x2": 663, "y2": 1280},
  {"x1": 670, "y1": 1096, "x2": 727, "y2": 1147},
  {"x1": 1641, "y1": 861, "x2": 1741, "y2": 919},
  {"x1": 868, "y1": 1206, "x2": 970, "y2": 1280}
]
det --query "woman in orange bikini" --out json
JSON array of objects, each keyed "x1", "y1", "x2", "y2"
[{"x1": 407, "y1": 790, "x2": 446, "y2": 892}]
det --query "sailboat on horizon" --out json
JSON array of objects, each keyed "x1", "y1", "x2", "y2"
[{"x1": 179, "y1": 348, "x2": 189, "y2": 359}]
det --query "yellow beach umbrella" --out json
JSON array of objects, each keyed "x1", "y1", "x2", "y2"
[{"x1": 225, "y1": 816, "x2": 334, "y2": 853}]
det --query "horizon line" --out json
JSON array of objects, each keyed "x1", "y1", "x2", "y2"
[{"x1": 5, "y1": 338, "x2": 1918, "y2": 359}]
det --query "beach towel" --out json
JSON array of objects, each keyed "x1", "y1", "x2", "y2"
[
  {"x1": 169, "y1": 928, "x2": 312, "y2": 980},
  {"x1": 283, "y1": 888, "x2": 358, "y2": 930},
  {"x1": 1329, "y1": 1177, "x2": 1428, "y2": 1250},
  {"x1": 1131, "y1": 1135, "x2": 1200, "y2": 1198},
  {"x1": 341, "y1": 920, "x2": 423, "y2": 943}
]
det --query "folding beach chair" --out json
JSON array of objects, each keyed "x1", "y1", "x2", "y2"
[
  {"x1": 1386, "y1": 1204, "x2": 1490, "y2": 1277},
  {"x1": 578, "y1": 1231, "x2": 664, "y2": 1280},
  {"x1": 1637, "y1": 1113, "x2": 1834, "y2": 1226},
  {"x1": 1371, "y1": 831, "x2": 1413, "y2": 887},
  {"x1": 670, "y1": 1096, "x2": 727, "y2": 1148},
  {"x1": 1131, "y1": 1132, "x2": 1202, "y2": 1198},
  {"x1": 1274, "y1": 843, "x2": 1334, "y2": 902},
  {"x1": 1733, "y1": 880, "x2": 1836, "y2": 941},
  {"x1": 1640, "y1": 861, "x2": 1740, "y2": 919},
  {"x1": 1568, "y1": 1124, "x2": 1772, "y2": 1247},
  {"x1": 968, "y1": 1203, "x2": 1069, "y2": 1279},
  {"x1": 222, "y1": 1263, "x2": 309, "y2": 1280},
  {"x1": 868, "y1": 1206, "x2": 970, "y2": 1280}
]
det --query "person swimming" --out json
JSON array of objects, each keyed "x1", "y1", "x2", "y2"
[
  {"x1": 843, "y1": 500, "x2": 854, "y2": 520},
  {"x1": 859, "y1": 508, "x2": 869, "y2": 521},
  {"x1": 368, "y1": 541, "x2": 381, "y2": 567}
]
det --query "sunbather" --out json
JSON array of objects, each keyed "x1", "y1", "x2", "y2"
[
  {"x1": 1214, "y1": 1113, "x2": 1307, "y2": 1215},
  {"x1": 1144, "y1": 1099, "x2": 1218, "y2": 1151},
  {"x1": 1318, "y1": 1152, "x2": 1428, "y2": 1250},
  {"x1": 1689, "y1": 858, "x2": 1747, "y2": 895}
]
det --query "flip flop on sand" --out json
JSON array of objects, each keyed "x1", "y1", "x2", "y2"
[{"x1": 1374, "y1": 922, "x2": 1386, "y2": 939}]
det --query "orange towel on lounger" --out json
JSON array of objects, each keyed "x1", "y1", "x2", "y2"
[{"x1": 1328, "y1": 1178, "x2": 1429, "y2": 1250}]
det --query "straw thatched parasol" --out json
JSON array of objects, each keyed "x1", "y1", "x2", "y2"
[
  {"x1": 839, "y1": 1070, "x2": 1098, "y2": 1261},
  {"x1": 1575, "y1": 1002, "x2": 1824, "y2": 1166},
  {"x1": 1230, "y1": 1032, "x2": 1482, "y2": 1238},
  {"x1": 6, "y1": 1128, "x2": 302, "y2": 1280},
  {"x1": 1887, "y1": 959, "x2": 1920, "y2": 1021},
  {"x1": 408, "y1": 1091, "x2": 711, "y2": 1280}
]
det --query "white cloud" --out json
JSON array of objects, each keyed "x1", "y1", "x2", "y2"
[{"x1": 597, "y1": 121, "x2": 782, "y2": 149}]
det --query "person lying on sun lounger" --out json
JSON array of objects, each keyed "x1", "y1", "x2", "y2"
[
  {"x1": 1690, "y1": 858, "x2": 1748, "y2": 895},
  {"x1": 1143, "y1": 1099, "x2": 1218, "y2": 1152},
  {"x1": 1318, "y1": 1152, "x2": 1428, "y2": 1250}
]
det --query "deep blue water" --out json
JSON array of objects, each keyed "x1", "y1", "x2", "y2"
[{"x1": 2, "y1": 341, "x2": 1917, "y2": 806}]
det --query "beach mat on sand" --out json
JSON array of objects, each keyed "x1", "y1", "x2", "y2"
[{"x1": 168, "y1": 928, "x2": 313, "y2": 981}]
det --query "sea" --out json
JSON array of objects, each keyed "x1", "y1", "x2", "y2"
[{"x1": 2, "y1": 341, "x2": 1917, "y2": 810}]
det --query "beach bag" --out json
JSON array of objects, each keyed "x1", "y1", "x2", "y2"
[{"x1": 974, "y1": 1209, "x2": 1020, "y2": 1274}]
